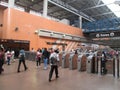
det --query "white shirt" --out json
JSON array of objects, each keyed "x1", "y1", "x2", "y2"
[{"x1": 49, "y1": 52, "x2": 59, "y2": 61}]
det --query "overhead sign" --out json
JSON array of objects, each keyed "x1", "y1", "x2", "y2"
[
  {"x1": 96, "y1": 32, "x2": 114, "y2": 38},
  {"x1": 89, "y1": 31, "x2": 120, "y2": 38}
]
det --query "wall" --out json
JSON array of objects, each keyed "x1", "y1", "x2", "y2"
[
  {"x1": 2, "y1": 8, "x2": 83, "y2": 50},
  {"x1": 0, "y1": 7, "x2": 4, "y2": 38}
]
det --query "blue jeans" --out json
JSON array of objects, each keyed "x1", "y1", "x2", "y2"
[
  {"x1": 7, "y1": 57, "x2": 11, "y2": 65},
  {"x1": 44, "y1": 58, "x2": 48, "y2": 69}
]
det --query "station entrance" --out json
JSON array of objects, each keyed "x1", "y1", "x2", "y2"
[{"x1": 0, "y1": 39, "x2": 30, "y2": 57}]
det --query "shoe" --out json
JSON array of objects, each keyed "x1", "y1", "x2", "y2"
[
  {"x1": 44, "y1": 67, "x2": 47, "y2": 70},
  {"x1": 49, "y1": 79, "x2": 51, "y2": 82},
  {"x1": 2, "y1": 68, "x2": 4, "y2": 72},
  {"x1": 25, "y1": 67, "x2": 28, "y2": 71},
  {"x1": 17, "y1": 71, "x2": 20, "y2": 73},
  {"x1": 56, "y1": 76, "x2": 59, "y2": 78}
]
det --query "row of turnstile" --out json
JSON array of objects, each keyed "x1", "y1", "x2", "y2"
[
  {"x1": 24, "y1": 51, "x2": 120, "y2": 78},
  {"x1": 59, "y1": 52, "x2": 120, "y2": 78}
]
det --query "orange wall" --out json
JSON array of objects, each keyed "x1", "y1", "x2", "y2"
[
  {"x1": 2, "y1": 8, "x2": 83, "y2": 50},
  {"x1": 0, "y1": 7, "x2": 4, "y2": 38}
]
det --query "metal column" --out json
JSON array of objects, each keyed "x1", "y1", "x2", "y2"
[
  {"x1": 79, "y1": 16, "x2": 82, "y2": 29},
  {"x1": 8, "y1": 0, "x2": 15, "y2": 8},
  {"x1": 43, "y1": 0, "x2": 48, "y2": 17}
]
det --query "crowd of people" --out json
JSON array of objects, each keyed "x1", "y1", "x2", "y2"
[
  {"x1": 0, "y1": 45, "x2": 60, "y2": 82},
  {"x1": 0, "y1": 44, "x2": 120, "y2": 81}
]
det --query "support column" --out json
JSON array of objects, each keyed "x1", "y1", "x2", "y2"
[
  {"x1": 79, "y1": 16, "x2": 82, "y2": 29},
  {"x1": 43, "y1": 0, "x2": 48, "y2": 18},
  {"x1": 8, "y1": 0, "x2": 15, "y2": 8}
]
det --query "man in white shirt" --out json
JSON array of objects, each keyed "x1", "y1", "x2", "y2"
[{"x1": 49, "y1": 49, "x2": 59, "y2": 82}]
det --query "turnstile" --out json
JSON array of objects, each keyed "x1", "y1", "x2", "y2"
[
  {"x1": 106, "y1": 59, "x2": 113, "y2": 74},
  {"x1": 85, "y1": 53, "x2": 98, "y2": 74},
  {"x1": 25, "y1": 51, "x2": 36, "y2": 61},
  {"x1": 62, "y1": 53, "x2": 69, "y2": 68},
  {"x1": 69, "y1": 54, "x2": 78, "y2": 70},
  {"x1": 113, "y1": 56, "x2": 119, "y2": 78},
  {"x1": 86, "y1": 55, "x2": 94, "y2": 73},
  {"x1": 77, "y1": 55, "x2": 87, "y2": 71},
  {"x1": 59, "y1": 53, "x2": 63, "y2": 66}
]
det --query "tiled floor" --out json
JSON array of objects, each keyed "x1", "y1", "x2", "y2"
[{"x1": 0, "y1": 60, "x2": 120, "y2": 90}]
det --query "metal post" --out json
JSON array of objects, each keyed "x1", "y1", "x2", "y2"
[
  {"x1": 79, "y1": 16, "x2": 82, "y2": 29},
  {"x1": 113, "y1": 57, "x2": 115, "y2": 77},
  {"x1": 96, "y1": 57, "x2": 98, "y2": 73},
  {"x1": 113, "y1": 56, "x2": 119, "y2": 78},
  {"x1": 98, "y1": 57, "x2": 101, "y2": 75},
  {"x1": 117, "y1": 56, "x2": 119, "y2": 78},
  {"x1": 43, "y1": 0, "x2": 48, "y2": 17},
  {"x1": 8, "y1": 0, "x2": 15, "y2": 8}
]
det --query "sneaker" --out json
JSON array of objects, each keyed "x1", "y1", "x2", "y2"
[
  {"x1": 44, "y1": 67, "x2": 47, "y2": 70},
  {"x1": 56, "y1": 76, "x2": 59, "y2": 78},
  {"x1": 2, "y1": 68, "x2": 4, "y2": 72},
  {"x1": 25, "y1": 67, "x2": 28, "y2": 71},
  {"x1": 36, "y1": 66, "x2": 39, "y2": 68},
  {"x1": 49, "y1": 79, "x2": 51, "y2": 82},
  {"x1": 17, "y1": 71, "x2": 20, "y2": 73}
]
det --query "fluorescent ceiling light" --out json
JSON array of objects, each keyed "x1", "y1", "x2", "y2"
[{"x1": 102, "y1": 0, "x2": 120, "y2": 17}]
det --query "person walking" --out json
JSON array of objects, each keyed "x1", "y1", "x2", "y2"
[
  {"x1": 36, "y1": 49, "x2": 42, "y2": 68},
  {"x1": 101, "y1": 51, "x2": 107, "y2": 75},
  {"x1": 42, "y1": 48, "x2": 49, "y2": 70},
  {"x1": 17, "y1": 48, "x2": 28, "y2": 73},
  {"x1": 49, "y1": 49, "x2": 59, "y2": 82},
  {"x1": 11, "y1": 49, "x2": 15, "y2": 62},
  {"x1": 6, "y1": 49, "x2": 11, "y2": 65}
]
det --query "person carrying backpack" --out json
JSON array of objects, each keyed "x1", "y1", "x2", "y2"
[
  {"x1": 17, "y1": 48, "x2": 28, "y2": 73},
  {"x1": 49, "y1": 49, "x2": 59, "y2": 82}
]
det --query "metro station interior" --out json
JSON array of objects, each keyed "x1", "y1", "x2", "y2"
[{"x1": 0, "y1": 0, "x2": 120, "y2": 90}]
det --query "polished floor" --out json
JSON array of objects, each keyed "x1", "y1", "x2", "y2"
[{"x1": 0, "y1": 60, "x2": 120, "y2": 90}]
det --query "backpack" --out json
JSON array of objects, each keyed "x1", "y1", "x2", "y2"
[
  {"x1": 50, "y1": 56, "x2": 57, "y2": 65},
  {"x1": 19, "y1": 54, "x2": 25, "y2": 61}
]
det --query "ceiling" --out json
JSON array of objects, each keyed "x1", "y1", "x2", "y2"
[
  {"x1": 11, "y1": 0, "x2": 117, "y2": 21},
  {"x1": 1, "y1": 0, "x2": 120, "y2": 49}
]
